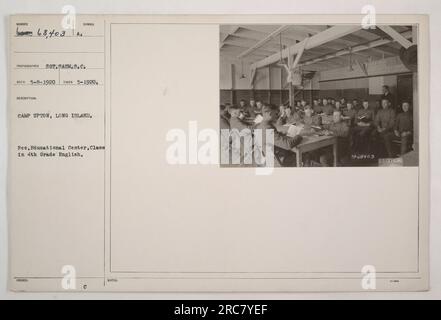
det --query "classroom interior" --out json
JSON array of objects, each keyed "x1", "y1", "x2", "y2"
[{"x1": 219, "y1": 24, "x2": 419, "y2": 167}]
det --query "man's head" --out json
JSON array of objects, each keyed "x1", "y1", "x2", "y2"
[
  {"x1": 285, "y1": 106, "x2": 292, "y2": 117},
  {"x1": 304, "y1": 105, "x2": 313, "y2": 118},
  {"x1": 220, "y1": 104, "x2": 227, "y2": 115},
  {"x1": 340, "y1": 97, "x2": 346, "y2": 105},
  {"x1": 381, "y1": 98, "x2": 390, "y2": 109},
  {"x1": 239, "y1": 99, "x2": 246, "y2": 107},
  {"x1": 262, "y1": 104, "x2": 279, "y2": 121},
  {"x1": 256, "y1": 100, "x2": 263, "y2": 109},
  {"x1": 223, "y1": 103, "x2": 231, "y2": 114},
  {"x1": 333, "y1": 110, "x2": 342, "y2": 123},
  {"x1": 352, "y1": 99, "x2": 359, "y2": 107},
  {"x1": 346, "y1": 102, "x2": 353, "y2": 110},
  {"x1": 279, "y1": 105, "x2": 286, "y2": 115},
  {"x1": 228, "y1": 105, "x2": 241, "y2": 118},
  {"x1": 301, "y1": 100, "x2": 307, "y2": 107},
  {"x1": 335, "y1": 101, "x2": 341, "y2": 109},
  {"x1": 402, "y1": 101, "x2": 410, "y2": 112},
  {"x1": 322, "y1": 98, "x2": 328, "y2": 106},
  {"x1": 250, "y1": 99, "x2": 256, "y2": 107},
  {"x1": 382, "y1": 85, "x2": 390, "y2": 95},
  {"x1": 362, "y1": 100, "x2": 369, "y2": 109},
  {"x1": 313, "y1": 99, "x2": 319, "y2": 106}
]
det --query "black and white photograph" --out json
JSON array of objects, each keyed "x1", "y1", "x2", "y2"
[{"x1": 220, "y1": 24, "x2": 419, "y2": 167}]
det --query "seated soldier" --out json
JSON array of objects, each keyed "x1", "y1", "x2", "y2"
[
  {"x1": 227, "y1": 104, "x2": 253, "y2": 166},
  {"x1": 302, "y1": 106, "x2": 322, "y2": 128},
  {"x1": 352, "y1": 100, "x2": 375, "y2": 153},
  {"x1": 229, "y1": 104, "x2": 248, "y2": 131},
  {"x1": 275, "y1": 105, "x2": 289, "y2": 133},
  {"x1": 220, "y1": 104, "x2": 230, "y2": 130},
  {"x1": 317, "y1": 111, "x2": 350, "y2": 167},
  {"x1": 330, "y1": 98, "x2": 336, "y2": 107},
  {"x1": 312, "y1": 99, "x2": 322, "y2": 114},
  {"x1": 334, "y1": 100, "x2": 343, "y2": 113},
  {"x1": 244, "y1": 98, "x2": 257, "y2": 118},
  {"x1": 254, "y1": 104, "x2": 302, "y2": 167},
  {"x1": 373, "y1": 98, "x2": 396, "y2": 158},
  {"x1": 342, "y1": 102, "x2": 357, "y2": 126},
  {"x1": 255, "y1": 100, "x2": 264, "y2": 115},
  {"x1": 285, "y1": 106, "x2": 302, "y2": 124},
  {"x1": 394, "y1": 101, "x2": 413, "y2": 155},
  {"x1": 322, "y1": 98, "x2": 334, "y2": 116},
  {"x1": 293, "y1": 100, "x2": 302, "y2": 113},
  {"x1": 352, "y1": 98, "x2": 361, "y2": 111},
  {"x1": 239, "y1": 99, "x2": 247, "y2": 112},
  {"x1": 300, "y1": 99, "x2": 309, "y2": 111},
  {"x1": 277, "y1": 105, "x2": 301, "y2": 126},
  {"x1": 329, "y1": 110, "x2": 350, "y2": 137},
  {"x1": 340, "y1": 97, "x2": 347, "y2": 107}
]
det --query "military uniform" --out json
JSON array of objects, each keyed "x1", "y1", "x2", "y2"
[
  {"x1": 343, "y1": 108, "x2": 357, "y2": 126},
  {"x1": 303, "y1": 114, "x2": 322, "y2": 127},
  {"x1": 395, "y1": 111, "x2": 413, "y2": 155},
  {"x1": 254, "y1": 120, "x2": 302, "y2": 167},
  {"x1": 352, "y1": 108, "x2": 374, "y2": 153},
  {"x1": 278, "y1": 112, "x2": 302, "y2": 125},
  {"x1": 219, "y1": 115, "x2": 230, "y2": 165},
  {"x1": 313, "y1": 104, "x2": 323, "y2": 114},
  {"x1": 243, "y1": 105, "x2": 256, "y2": 118},
  {"x1": 220, "y1": 114, "x2": 230, "y2": 130},
  {"x1": 226, "y1": 117, "x2": 253, "y2": 166},
  {"x1": 229, "y1": 116, "x2": 248, "y2": 131},
  {"x1": 374, "y1": 107, "x2": 396, "y2": 157},
  {"x1": 356, "y1": 108, "x2": 375, "y2": 124},
  {"x1": 322, "y1": 104, "x2": 335, "y2": 116}
]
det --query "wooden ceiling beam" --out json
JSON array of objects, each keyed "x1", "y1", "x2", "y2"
[
  {"x1": 219, "y1": 26, "x2": 240, "y2": 49},
  {"x1": 378, "y1": 25, "x2": 413, "y2": 49},
  {"x1": 251, "y1": 25, "x2": 361, "y2": 70},
  {"x1": 299, "y1": 30, "x2": 412, "y2": 68},
  {"x1": 237, "y1": 25, "x2": 291, "y2": 59}
]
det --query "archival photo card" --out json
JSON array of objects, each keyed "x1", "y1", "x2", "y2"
[{"x1": 8, "y1": 14, "x2": 429, "y2": 292}]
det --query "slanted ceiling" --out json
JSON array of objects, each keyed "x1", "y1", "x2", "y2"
[{"x1": 220, "y1": 25, "x2": 412, "y2": 72}]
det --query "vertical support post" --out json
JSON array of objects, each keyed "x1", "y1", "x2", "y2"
[
  {"x1": 250, "y1": 66, "x2": 256, "y2": 100},
  {"x1": 231, "y1": 63, "x2": 235, "y2": 105},
  {"x1": 288, "y1": 82, "x2": 295, "y2": 110},
  {"x1": 288, "y1": 54, "x2": 294, "y2": 107},
  {"x1": 268, "y1": 66, "x2": 272, "y2": 104},
  {"x1": 280, "y1": 66, "x2": 283, "y2": 105}
]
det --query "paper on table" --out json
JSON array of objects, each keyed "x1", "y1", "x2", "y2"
[{"x1": 287, "y1": 124, "x2": 304, "y2": 137}]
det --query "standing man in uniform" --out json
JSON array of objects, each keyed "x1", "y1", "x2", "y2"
[{"x1": 373, "y1": 98, "x2": 396, "y2": 158}]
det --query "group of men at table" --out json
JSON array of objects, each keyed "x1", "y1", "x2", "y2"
[{"x1": 220, "y1": 90, "x2": 413, "y2": 166}]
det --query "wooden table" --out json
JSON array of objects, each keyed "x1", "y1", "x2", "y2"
[{"x1": 291, "y1": 134, "x2": 338, "y2": 167}]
